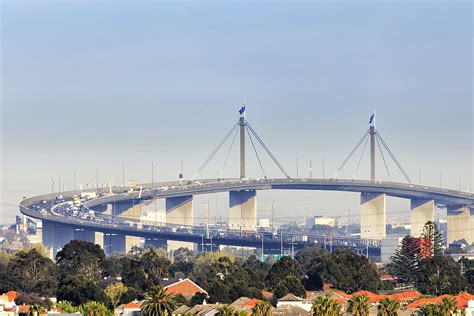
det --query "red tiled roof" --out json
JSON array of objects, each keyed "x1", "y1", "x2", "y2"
[
  {"x1": 164, "y1": 278, "x2": 207, "y2": 296},
  {"x1": 5, "y1": 291, "x2": 17, "y2": 302},
  {"x1": 406, "y1": 293, "x2": 474, "y2": 309},
  {"x1": 352, "y1": 291, "x2": 384, "y2": 303},
  {"x1": 261, "y1": 290, "x2": 272, "y2": 298},
  {"x1": 124, "y1": 301, "x2": 140, "y2": 309},
  {"x1": 386, "y1": 291, "x2": 421, "y2": 302},
  {"x1": 243, "y1": 298, "x2": 263, "y2": 308},
  {"x1": 334, "y1": 298, "x2": 348, "y2": 305},
  {"x1": 19, "y1": 305, "x2": 30, "y2": 312}
]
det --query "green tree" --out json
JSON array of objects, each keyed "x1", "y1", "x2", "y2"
[
  {"x1": 56, "y1": 240, "x2": 111, "y2": 283},
  {"x1": 242, "y1": 255, "x2": 272, "y2": 290},
  {"x1": 121, "y1": 248, "x2": 171, "y2": 292},
  {"x1": 29, "y1": 303, "x2": 46, "y2": 316},
  {"x1": 56, "y1": 301, "x2": 78, "y2": 313},
  {"x1": 439, "y1": 297, "x2": 458, "y2": 315},
  {"x1": 347, "y1": 295, "x2": 370, "y2": 316},
  {"x1": 190, "y1": 292, "x2": 207, "y2": 306},
  {"x1": 273, "y1": 275, "x2": 306, "y2": 300},
  {"x1": 295, "y1": 246, "x2": 325, "y2": 272},
  {"x1": 266, "y1": 256, "x2": 302, "y2": 290},
  {"x1": 104, "y1": 282, "x2": 128, "y2": 308},
  {"x1": 308, "y1": 248, "x2": 380, "y2": 293},
  {"x1": 252, "y1": 301, "x2": 272, "y2": 316},
  {"x1": 420, "y1": 303, "x2": 441, "y2": 316},
  {"x1": 140, "y1": 286, "x2": 176, "y2": 316},
  {"x1": 388, "y1": 235, "x2": 420, "y2": 284},
  {"x1": 7, "y1": 248, "x2": 58, "y2": 297},
  {"x1": 420, "y1": 221, "x2": 444, "y2": 258},
  {"x1": 416, "y1": 255, "x2": 468, "y2": 295},
  {"x1": 57, "y1": 275, "x2": 110, "y2": 306},
  {"x1": 311, "y1": 295, "x2": 342, "y2": 316},
  {"x1": 216, "y1": 305, "x2": 236, "y2": 316},
  {"x1": 79, "y1": 301, "x2": 110, "y2": 316},
  {"x1": 377, "y1": 297, "x2": 400, "y2": 316}
]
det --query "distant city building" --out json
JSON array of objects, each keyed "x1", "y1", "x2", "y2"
[
  {"x1": 258, "y1": 218, "x2": 270, "y2": 228},
  {"x1": 305, "y1": 216, "x2": 336, "y2": 229}
]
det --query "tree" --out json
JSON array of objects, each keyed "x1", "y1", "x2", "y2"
[
  {"x1": 273, "y1": 276, "x2": 306, "y2": 300},
  {"x1": 121, "y1": 248, "x2": 171, "y2": 292},
  {"x1": 295, "y1": 246, "x2": 325, "y2": 272},
  {"x1": 104, "y1": 282, "x2": 128, "y2": 308},
  {"x1": 56, "y1": 301, "x2": 78, "y2": 313},
  {"x1": 216, "y1": 305, "x2": 236, "y2": 316},
  {"x1": 29, "y1": 303, "x2": 46, "y2": 316},
  {"x1": 347, "y1": 295, "x2": 370, "y2": 316},
  {"x1": 416, "y1": 255, "x2": 468, "y2": 295},
  {"x1": 242, "y1": 255, "x2": 271, "y2": 290},
  {"x1": 377, "y1": 297, "x2": 400, "y2": 316},
  {"x1": 7, "y1": 248, "x2": 58, "y2": 297},
  {"x1": 266, "y1": 256, "x2": 302, "y2": 290},
  {"x1": 79, "y1": 301, "x2": 110, "y2": 316},
  {"x1": 140, "y1": 286, "x2": 176, "y2": 316},
  {"x1": 57, "y1": 275, "x2": 110, "y2": 306},
  {"x1": 56, "y1": 240, "x2": 111, "y2": 283},
  {"x1": 308, "y1": 248, "x2": 381, "y2": 293},
  {"x1": 311, "y1": 295, "x2": 342, "y2": 316},
  {"x1": 173, "y1": 248, "x2": 195, "y2": 262},
  {"x1": 252, "y1": 301, "x2": 272, "y2": 316},
  {"x1": 420, "y1": 303, "x2": 441, "y2": 316},
  {"x1": 420, "y1": 221, "x2": 444, "y2": 258},
  {"x1": 439, "y1": 297, "x2": 458, "y2": 315},
  {"x1": 388, "y1": 235, "x2": 420, "y2": 284},
  {"x1": 190, "y1": 292, "x2": 207, "y2": 306}
]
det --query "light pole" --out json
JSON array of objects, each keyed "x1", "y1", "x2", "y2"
[
  {"x1": 58, "y1": 176, "x2": 61, "y2": 196},
  {"x1": 122, "y1": 165, "x2": 125, "y2": 188},
  {"x1": 280, "y1": 233, "x2": 283, "y2": 257},
  {"x1": 73, "y1": 171, "x2": 76, "y2": 196},
  {"x1": 296, "y1": 156, "x2": 299, "y2": 179},
  {"x1": 96, "y1": 169, "x2": 99, "y2": 195},
  {"x1": 51, "y1": 178, "x2": 55, "y2": 206},
  {"x1": 201, "y1": 235, "x2": 204, "y2": 253},
  {"x1": 323, "y1": 157, "x2": 325, "y2": 179},
  {"x1": 261, "y1": 233, "x2": 264, "y2": 261},
  {"x1": 309, "y1": 161, "x2": 312, "y2": 179},
  {"x1": 151, "y1": 162, "x2": 154, "y2": 191}
]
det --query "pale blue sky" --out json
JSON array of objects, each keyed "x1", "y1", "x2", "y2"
[{"x1": 1, "y1": 0, "x2": 472, "y2": 225}]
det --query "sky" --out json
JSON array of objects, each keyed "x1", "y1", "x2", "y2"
[{"x1": 1, "y1": 0, "x2": 472, "y2": 225}]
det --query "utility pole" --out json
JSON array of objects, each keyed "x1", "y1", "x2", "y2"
[
  {"x1": 73, "y1": 171, "x2": 76, "y2": 196},
  {"x1": 280, "y1": 233, "x2": 283, "y2": 257},
  {"x1": 51, "y1": 178, "x2": 55, "y2": 206},
  {"x1": 96, "y1": 169, "x2": 99, "y2": 195},
  {"x1": 151, "y1": 162, "x2": 154, "y2": 190},
  {"x1": 204, "y1": 201, "x2": 210, "y2": 238},
  {"x1": 58, "y1": 176, "x2": 61, "y2": 196},
  {"x1": 309, "y1": 161, "x2": 312, "y2": 179},
  {"x1": 271, "y1": 204, "x2": 274, "y2": 230},
  {"x1": 122, "y1": 165, "x2": 125, "y2": 187},
  {"x1": 261, "y1": 234, "x2": 264, "y2": 261},
  {"x1": 323, "y1": 158, "x2": 325, "y2": 179},
  {"x1": 296, "y1": 156, "x2": 299, "y2": 179}
]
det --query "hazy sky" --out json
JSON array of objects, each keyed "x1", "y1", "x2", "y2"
[{"x1": 1, "y1": 0, "x2": 472, "y2": 225}]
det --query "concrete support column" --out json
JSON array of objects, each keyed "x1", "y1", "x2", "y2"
[
  {"x1": 108, "y1": 201, "x2": 142, "y2": 219},
  {"x1": 447, "y1": 206, "x2": 474, "y2": 245},
  {"x1": 42, "y1": 221, "x2": 75, "y2": 249},
  {"x1": 410, "y1": 199, "x2": 435, "y2": 237},
  {"x1": 166, "y1": 195, "x2": 193, "y2": 226},
  {"x1": 102, "y1": 233, "x2": 144, "y2": 255},
  {"x1": 229, "y1": 190, "x2": 257, "y2": 231},
  {"x1": 166, "y1": 195, "x2": 194, "y2": 251},
  {"x1": 360, "y1": 193, "x2": 386, "y2": 239}
]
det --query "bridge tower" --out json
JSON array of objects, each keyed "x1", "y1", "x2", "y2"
[
  {"x1": 370, "y1": 112, "x2": 376, "y2": 181},
  {"x1": 240, "y1": 115, "x2": 246, "y2": 179}
]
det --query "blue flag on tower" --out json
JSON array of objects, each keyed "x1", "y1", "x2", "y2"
[
  {"x1": 369, "y1": 112, "x2": 375, "y2": 124},
  {"x1": 239, "y1": 104, "x2": 246, "y2": 115}
]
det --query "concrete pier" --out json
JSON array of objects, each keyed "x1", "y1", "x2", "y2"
[
  {"x1": 166, "y1": 195, "x2": 194, "y2": 250},
  {"x1": 360, "y1": 193, "x2": 386, "y2": 239},
  {"x1": 229, "y1": 190, "x2": 257, "y2": 231},
  {"x1": 410, "y1": 199, "x2": 435, "y2": 237},
  {"x1": 447, "y1": 206, "x2": 474, "y2": 245}
]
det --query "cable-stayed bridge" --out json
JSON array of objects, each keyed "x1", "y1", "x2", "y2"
[{"x1": 19, "y1": 109, "x2": 474, "y2": 257}]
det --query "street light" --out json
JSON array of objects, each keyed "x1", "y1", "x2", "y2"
[{"x1": 96, "y1": 169, "x2": 99, "y2": 195}]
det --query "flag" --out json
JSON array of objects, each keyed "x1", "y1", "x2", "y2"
[
  {"x1": 239, "y1": 104, "x2": 246, "y2": 115},
  {"x1": 369, "y1": 112, "x2": 375, "y2": 124}
]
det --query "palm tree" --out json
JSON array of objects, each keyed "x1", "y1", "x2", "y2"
[
  {"x1": 252, "y1": 301, "x2": 273, "y2": 316},
  {"x1": 216, "y1": 305, "x2": 236, "y2": 316},
  {"x1": 377, "y1": 297, "x2": 401, "y2": 316},
  {"x1": 141, "y1": 285, "x2": 177, "y2": 316},
  {"x1": 79, "y1": 301, "x2": 109, "y2": 316},
  {"x1": 29, "y1": 304, "x2": 46, "y2": 316},
  {"x1": 420, "y1": 303, "x2": 441, "y2": 316},
  {"x1": 311, "y1": 295, "x2": 342, "y2": 316},
  {"x1": 347, "y1": 295, "x2": 371, "y2": 316},
  {"x1": 439, "y1": 297, "x2": 458, "y2": 316}
]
